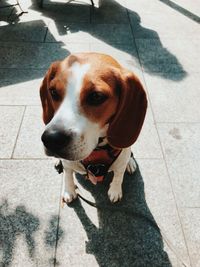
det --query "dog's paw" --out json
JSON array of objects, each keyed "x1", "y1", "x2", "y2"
[
  {"x1": 126, "y1": 156, "x2": 137, "y2": 174},
  {"x1": 62, "y1": 190, "x2": 77, "y2": 204},
  {"x1": 108, "y1": 183, "x2": 122, "y2": 203},
  {"x1": 54, "y1": 159, "x2": 63, "y2": 174}
]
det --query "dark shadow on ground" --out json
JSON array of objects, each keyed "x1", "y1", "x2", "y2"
[
  {"x1": 44, "y1": 215, "x2": 64, "y2": 248},
  {"x1": 0, "y1": 201, "x2": 64, "y2": 266},
  {"x1": 0, "y1": 0, "x2": 187, "y2": 90},
  {"x1": 31, "y1": 0, "x2": 187, "y2": 81},
  {"x1": 0, "y1": 0, "x2": 27, "y2": 23},
  {"x1": 0, "y1": 200, "x2": 39, "y2": 266},
  {"x1": 68, "y1": 163, "x2": 172, "y2": 266},
  {"x1": 44, "y1": 215, "x2": 64, "y2": 266},
  {"x1": 0, "y1": 19, "x2": 69, "y2": 87}
]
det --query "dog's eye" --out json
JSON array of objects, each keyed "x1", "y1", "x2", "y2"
[
  {"x1": 86, "y1": 91, "x2": 108, "y2": 106},
  {"x1": 49, "y1": 88, "x2": 60, "y2": 101}
]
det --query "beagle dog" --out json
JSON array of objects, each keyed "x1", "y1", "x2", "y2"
[{"x1": 40, "y1": 53, "x2": 147, "y2": 203}]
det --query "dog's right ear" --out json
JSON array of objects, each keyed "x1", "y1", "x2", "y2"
[
  {"x1": 39, "y1": 61, "x2": 60, "y2": 125},
  {"x1": 107, "y1": 69, "x2": 147, "y2": 148}
]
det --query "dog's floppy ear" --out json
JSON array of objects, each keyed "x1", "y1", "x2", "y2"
[
  {"x1": 39, "y1": 61, "x2": 60, "y2": 125},
  {"x1": 107, "y1": 69, "x2": 147, "y2": 148}
]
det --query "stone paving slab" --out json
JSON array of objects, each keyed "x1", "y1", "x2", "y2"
[
  {"x1": 0, "y1": 1, "x2": 15, "y2": 17},
  {"x1": 0, "y1": 159, "x2": 62, "y2": 267},
  {"x1": 125, "y1": 0, "x2": 170, "y2": 14},
  {"x1": 170, "y1": 0, "x2": 200, "y2": 16},
  {"x1": 46, "y1": 22, "x2": 94, "y2": 43},
  {"x1": 137, "y1": 159, "x2": 190, "y2": 266},
  {"x1": 0, "y1": 20, "x2": 47, "y2": 42},
  {"x1": 91, "y1": 0, "x2": 128, "y2": 24},
  {"x1": 46, "y1": 22, "x2": 134, "y2": 44},
  {"x1": 137, "y1": 38, "x2": 199, "y2": 76},
  {"x1": 144, "y1": 73, "x2": 200, "y2": 123},
  {"x1": 126, "y1": 0, "x2": 200, "y2": 23},
  {"x1": 0, "y1": 41, "x2": 89, "y2": 69},
  {"x1": 0, "y1": 69, "x2": 44, "y2": 105},
  {"x1": 165, "y1": 159, "x2": 200, "y2": 208},
  {"x1": 0, "y1": 41, "x2": 68, "y2": 69},
  {"x1": 13, "y1": 106, "x2": 46, "y2": 159},
  {"x1": 89, "y1": 42, "x2": 141, "y2": 77},
  {"x1": 129, "y1": 11, "x2": 200, "y2": 39},
  {"x1": 135, "y1": 39, "x2": 188, "y2": 79},
  {"x1": 127, "y1": 0, "x2": 200, "y2": 39},
  {"x1": 157, "y1": 123, "x2": 200, "y2": 210},
  {"x1": 0, "y1": 106, "x2": 24, "y2": 159},
  {"x1": 132, "y1": 108, "x2": 163, "y2": 159},
  {"x1": 34, "y1": 2, "x2": 91, "y2": 23},
  {"x1": 179, "y1": 208, "x2": 200, "y2": 267},
  {"x1": 157, "y1": 123, "x2": 200, "y2": 160}
]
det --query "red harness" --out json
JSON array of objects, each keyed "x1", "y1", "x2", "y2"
[{"x1": 81, "y1": 144, "x2": 121, "y2": 185}]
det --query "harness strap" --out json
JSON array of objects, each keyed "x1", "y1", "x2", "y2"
[{"x1": 81, "y1": 144, "x2": 121, "y2": 184}]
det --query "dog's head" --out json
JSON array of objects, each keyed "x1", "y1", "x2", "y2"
[{"x1": 40, "y1": 53, "x2": 147, "y2": 161}]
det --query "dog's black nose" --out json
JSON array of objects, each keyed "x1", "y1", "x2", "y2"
[{"x1": 41, "y1": 130, "x2": 71, "y2": 151}]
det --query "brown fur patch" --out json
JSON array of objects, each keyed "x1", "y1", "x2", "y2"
[{"x1": 79, "y1": 63, "x2": 120, "y2": 127}]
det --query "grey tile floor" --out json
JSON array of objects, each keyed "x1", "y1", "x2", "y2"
[{"x1": 0, "y1": 0, "x2": 199, "y2": 266}]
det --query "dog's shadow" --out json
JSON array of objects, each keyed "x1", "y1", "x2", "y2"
[{"x1": 68, "y1": 165, "x2": 172, "y2": 266}]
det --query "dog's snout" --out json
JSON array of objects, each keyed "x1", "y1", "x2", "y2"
[{"x1": 41, "y1": 129, "x2": 71, "y2": 151}]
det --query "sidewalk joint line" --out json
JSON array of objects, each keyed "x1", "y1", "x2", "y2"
[
  {"x1": 53, "y1": 175, "x2": 63, "y2": 266},
  {"x1": 141, "y1": 72, "x2": 192, "y2": 265},
  {"x1": 126, "y1": 8, "x2": 143, "y2": 71},
  {"x1": 11, "y1": 106, "x2": 26, "y2": 159}
]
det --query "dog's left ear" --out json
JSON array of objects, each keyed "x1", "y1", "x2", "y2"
[
  {"x1": 107, "y1": 69, "x2": 147, "y2": 148},
  {"x1": 40, "y1": 61, "x2": 60, "y2": 125}
]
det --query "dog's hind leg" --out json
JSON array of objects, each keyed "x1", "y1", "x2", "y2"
[{"x1": 126, "y1": 153, "x2": 137, "y2": 174}]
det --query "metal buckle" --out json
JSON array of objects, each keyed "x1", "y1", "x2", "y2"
[{"x1": 86, "y1": 164, "x2": 107, "y2": 184}]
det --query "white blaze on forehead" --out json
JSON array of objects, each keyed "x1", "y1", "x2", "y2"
[
  {"x1": 69, "y1": 62, "x2": 90, "y2": 90},
  {"x1": 66, "y1": 62, "x2": 90, "y2": 114},
  {"x1": 49, "y1": 62, "x2": 92, "y2": 131}
]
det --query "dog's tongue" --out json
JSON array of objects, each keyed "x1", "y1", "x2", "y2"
[{"x1": 87, "y1": 164, "x2": 105, "y2": 185}]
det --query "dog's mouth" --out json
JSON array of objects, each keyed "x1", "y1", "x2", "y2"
[
  {"x1": 43, "y1": 137, "x2": 106, "y2": 161},
  {"x1": 44, "y1": 146, "x2": 94, "y2": 162}
]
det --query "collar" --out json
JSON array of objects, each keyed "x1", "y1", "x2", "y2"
[{"x1": 81, "y1": 142, "x2": 121, "y2": 185}]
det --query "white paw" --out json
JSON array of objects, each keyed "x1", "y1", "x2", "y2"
[
  {"x1": 108, "y1": 183, "x2": 122, "y2": 203},
  {"x1": 126, "y1": 156, "x2": 137, "y2": 174},
  {"x1": 62, "y1": 189, "x2": 77, "y2": 204}
]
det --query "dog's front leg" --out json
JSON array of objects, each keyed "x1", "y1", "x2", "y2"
[
  {"x1": 108, "y1": 148, "x2": 131, "y2": 202},
  {"x1": 62, "y1": 166, "x2": 77, "y2": 204}
]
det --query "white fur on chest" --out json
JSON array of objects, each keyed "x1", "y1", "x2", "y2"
[
  {"x1": 62, "y1": 147, "x2": 130, "y2": 175},
  {"x1": 62, "y1": 159, "x2": 87, "y2": 175},
  {"x1": 61, "y1": 147, "x2": 136, "y2": 203}
]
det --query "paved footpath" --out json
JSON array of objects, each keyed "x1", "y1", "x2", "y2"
[{"x1": 0, "y1": 0, "x2": 199, "y2": 266}]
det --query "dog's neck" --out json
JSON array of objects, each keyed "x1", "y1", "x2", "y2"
[
  {"x1": 81, "y1": 137, "x2": 122, "y2": 184},
  {"x1": 97, "y1": 136, "x2": 108, "y2": 147}
]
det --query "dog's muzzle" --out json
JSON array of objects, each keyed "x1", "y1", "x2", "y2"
[{"x1": 41, "y1": 129, "x2": 72, "y2": 154}]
